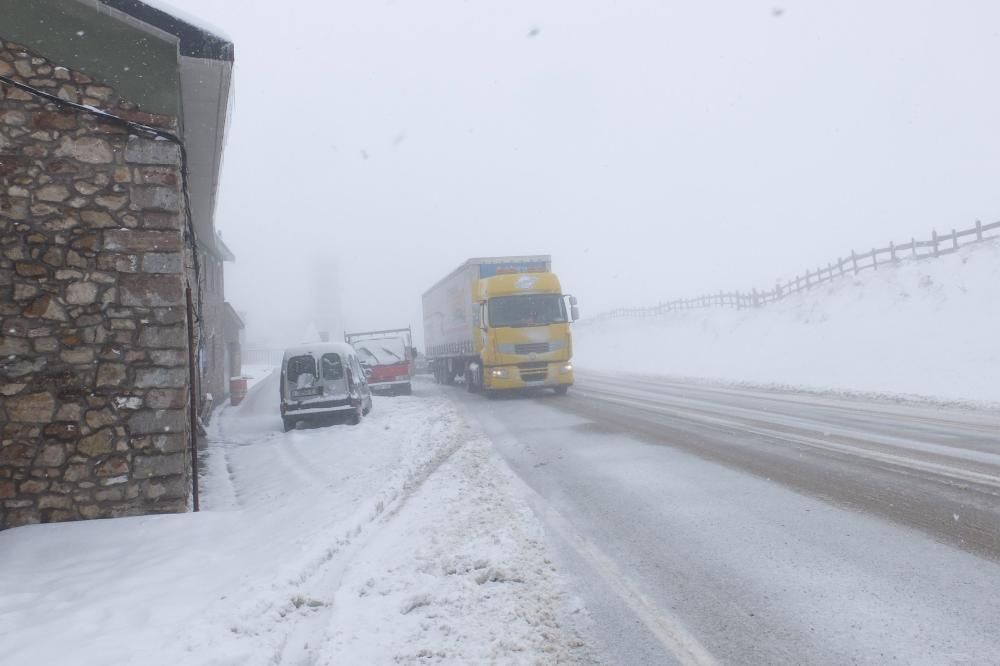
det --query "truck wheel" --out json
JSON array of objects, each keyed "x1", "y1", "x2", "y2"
[
  {"x1": 553, "y1": 386, "x2": 569, "y2": 396},
  {"x1": 282, "y1": 417, "x2": 294, "y2": 432},
  {"x1": 346, "y1": 409, "x2": 361, "y2": 426},
  {"x1": 400, "y1": 383, "x2": 412, "y2": 395},
  {"x1": 485, "y1": 389, "x2": 498, "y2": 400}
]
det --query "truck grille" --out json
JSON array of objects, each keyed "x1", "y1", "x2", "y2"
[
  {"x1": 518, "y1": 362, "x2": 548, "y2": 382},
  {"x1": 514, "y1": 342, "x2": 550, "y2": 354}
]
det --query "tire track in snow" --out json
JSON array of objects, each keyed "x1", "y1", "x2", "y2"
[
  {"x1": 194, "y1": 399, "x2": 472, "y2": 665},
  {"x1": 313, "y1": 419, "x2": 593, "y2": 663}
]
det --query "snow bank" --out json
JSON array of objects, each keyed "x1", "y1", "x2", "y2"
[
  {"x1": 575, "y1": 238, "x2": 1000, "y2": 403},
  {"x1": 0, "y1": 377, "x2": 585, "y2": 665},
  {"x1": 316, "y1": 427, "x2": 585, "y2": 663},
  {"x1": 238, "y1": 363, "x2": 275, "y2": 391}
]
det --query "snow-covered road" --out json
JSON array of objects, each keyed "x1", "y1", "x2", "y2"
[
  {"x1": 4, "y1": 369, "x2": 999, "y2": 664},
  {"x1": 0, "y1": 372, "x2": 591, "y2": 665},
  {"x1": 457, "y1": 374, "x2": 1000, "y2": 664}
]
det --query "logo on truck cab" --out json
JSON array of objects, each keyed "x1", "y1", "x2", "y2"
[{"x1": 516, "y1": 275, "x2": 538, "y2": 290}]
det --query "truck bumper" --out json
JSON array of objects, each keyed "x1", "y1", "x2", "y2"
[{"x1": 483, "y1": 361, "x2": 574, "y2": 390}]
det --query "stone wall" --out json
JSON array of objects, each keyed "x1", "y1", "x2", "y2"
[{"x1": 0, "y1": 39, "x2": 193, "y2": 528}]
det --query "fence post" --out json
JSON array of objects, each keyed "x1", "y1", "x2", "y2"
[
  {"x1": 805, "y1": 270, "x2": 811, "y2": 288},
  {"x1": 775, "y1": 282, "x2": 782, "y2": 299},
  {"x1": 890, "y1": 241, "x2": 896, "y2": 262},
  {"x1": 932, "y1": 229, "x2": 939, "y2": 257},
  {"x1": 911, "y1": 238, "x2": 916, "y2": 258},
  {"x1": 851, "y1": 250, "x2": 858, "y2": 274},
  {"x1": 872, "y1": 248, "x2": 877, "y2": 270},
  {"x1": 976, "y1": 220, "x2": 983, "y2": 241},
  {"x1": 838, "y1": 258, "x2": 845, "y2": 277},
  {"x1": 952, "y1": 228, "x2": 958, "y2": 251}
]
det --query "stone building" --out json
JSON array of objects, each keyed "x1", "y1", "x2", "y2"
[
  {"x1": 223, "y1": 301, "x2": 246, "y2": 396},
  {"x1": 200, "y1": 231, "x2": 235, "y2": 408},
  {"x1": 0, "y1": 1, "x2": 233, "y2": 529}
]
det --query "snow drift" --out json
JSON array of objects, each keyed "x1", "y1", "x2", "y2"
[
  {"x1": 575, "y1": 238, "x2": 1000, "y2": 403},
  {"x1": 0, "y1": 376, "x2": 587, "y2": 665}
]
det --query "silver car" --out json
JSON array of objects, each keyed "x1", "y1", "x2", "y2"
[{"x1": 279, "y1": 342, "x2": 373, "y2": 432}]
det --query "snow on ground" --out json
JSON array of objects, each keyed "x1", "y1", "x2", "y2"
[
  {"x1": 0, "y1": 374, "x2": 587, "y2": 665},
  {"x1": 238, "y1": 363, "x2": 275, "y2": 391},
  {"x1": 575, "y1": 237, "x2": 1000, "y2": 403}
]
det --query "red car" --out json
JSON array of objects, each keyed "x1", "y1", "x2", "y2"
[{"x1": 345, "y1": 327, "x2": 416, "y2": 396}]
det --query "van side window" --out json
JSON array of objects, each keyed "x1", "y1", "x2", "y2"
[
  {"x1": 351, "y1": 356, "x2": 365, "y2": 384},
  {"x1": 321, "y1": 354, "x2": 344, "y2": 380},
  {"x1": 287, "y1": 355, "x2": 316, "y2": 384}
]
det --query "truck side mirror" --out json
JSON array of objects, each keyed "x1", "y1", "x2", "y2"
[
  {"x1": 571, "y1": 305, "x2": 580, "y2": 321},
  {"x1": 569, "y1": 295, "x2": 578, "y2": 306}
]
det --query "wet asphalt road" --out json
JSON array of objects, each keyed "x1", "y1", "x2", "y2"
[{"x1": 448, "y1": 373, "x2": 1000, "y2": 665}]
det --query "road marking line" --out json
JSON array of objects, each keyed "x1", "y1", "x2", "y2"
[
  {"x1": 574, "y1": 388, "x2": 1000, "y2": 490},
  {"x1": 499, "y1": 452, "x2": 718, "y2": 666}
]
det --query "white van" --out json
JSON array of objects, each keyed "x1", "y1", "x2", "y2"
[{"x1": 279, "y1": 342, "x2": 373, "y2": 432}]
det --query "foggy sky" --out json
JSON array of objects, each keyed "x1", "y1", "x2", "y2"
[{"x1": 167, "y1": 0, "x2": 1000, "y2": 349}]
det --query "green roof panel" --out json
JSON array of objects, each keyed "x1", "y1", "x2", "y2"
[{"x1": 0, "y1": 0, "x2": 180, "y2": 116}]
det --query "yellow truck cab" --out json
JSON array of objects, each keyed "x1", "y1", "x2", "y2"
[{"x1": 422, "y1": 256, "x2": 579, "y2": 396}]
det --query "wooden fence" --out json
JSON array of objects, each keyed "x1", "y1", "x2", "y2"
[{"x1": 587, "y1": 220, "x2": 1000, "y2": 321}]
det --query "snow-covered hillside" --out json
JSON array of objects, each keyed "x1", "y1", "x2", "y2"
[{"x1": 575, "y1": 238, "x2": 1000, "y2": 403}]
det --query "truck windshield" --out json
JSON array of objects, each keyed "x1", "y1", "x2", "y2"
[{"x1": 489, "y1": 294, "x2": 567, "y2": 327}]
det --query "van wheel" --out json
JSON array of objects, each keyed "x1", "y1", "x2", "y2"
[
  {"x1": 400, "y1": 383, "x2": 412, "y2": 396},
  {"x1": 553, "y1": 386, "x2": 569, "y2": 396},
  {"x1": 346, "y1": 409, "x2": 361, "y2": 425}
]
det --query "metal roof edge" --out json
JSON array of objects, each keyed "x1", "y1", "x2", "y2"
[{"x1": 95, "y1": 0, "x2": 233, "y2": 60}]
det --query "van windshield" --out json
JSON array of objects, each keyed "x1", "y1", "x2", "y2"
[
  {"x1": 321, "y1": 354, "x2": 344, "y2": 380},
  {"x1": 489, "y1": 294, "x2": 567, "y2": 328}
]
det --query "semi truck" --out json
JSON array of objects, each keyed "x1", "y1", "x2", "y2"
[
  {"x1": 422, "y1": 255, "x2": 578, "y2": 396},
  {"x1": 345, "y1": 327, "x2": 416, "y2": 395}
]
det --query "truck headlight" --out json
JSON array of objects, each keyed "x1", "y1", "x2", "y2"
[
  {"x1": 559, "y1": 363, "x2": 573, "y2": 374},
  {"x1": 490, "y1": 368, "x2": 509, "y2": 379}
]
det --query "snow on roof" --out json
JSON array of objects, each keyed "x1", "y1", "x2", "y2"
[{"x1": 282, "y1": 342, "x2": 356, "y2": 360}]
